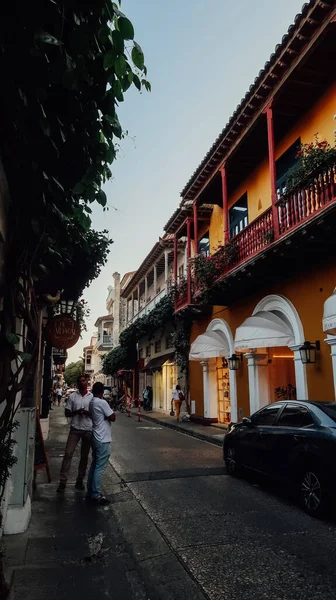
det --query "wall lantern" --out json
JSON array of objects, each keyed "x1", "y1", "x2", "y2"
[
  {"x1": 299, "y1": 340, "x2": 320, "y2": 365},
  {"x1": 228, "y1": 353, "x2": 242, "y2": 371},
  {"x1": 60, "y1": 298, "x2": 76, "y2": 315}
]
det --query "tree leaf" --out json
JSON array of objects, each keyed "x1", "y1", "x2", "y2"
[
  {"x1": 98, "y1": 26, "x2": 110, "y2": 44},
  {"x1": 35, "y1": 31, "x2": 63, "y2": 45},
  {"x1": 115, "y1": 55, "x2": 127, "y2": 79},
  {"x1": 17, "y1": 351, "x2": 33, "y2": 363},
  {"x1": 133, "y1": 74, "x2": 141, "y2": 91},
  {"x1": 112, "y1": 30, "x2": 124, "y2": 54},
  {"x1": 131, "y1": 42, "x2": 145, "y2": 70},
  {"x1": 6, "y1": 333, "x2": 20, "y2": 346},
  {"x1": 97, "y1": 190, "x2": 107, "y2": 207},
  {"x1": 118, "y1": 17, "x2": 134, "y2": 40},
  {"x1": 73, "y1": 182, "x2": 86, "y2": 194},
  {"x1": 103, "y1": 49, "x2": 117, "y2": 70},
  {"x1": 112, "y1": 79, "x2": 124, "y2": 102},
  {"x1": 142, "y1": 79, "x2": 151, "y2": 92}
]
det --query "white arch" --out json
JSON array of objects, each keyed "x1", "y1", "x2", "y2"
[
  {"x1": 253, "y1": 294, "x2": 304, "y2": 345},
  {"x1": 207, "y1": 318, "x2": 235, "y2": 355},
  {"x1": 205, "y1": 318, "x2": 237, "y2": 423},
  {"x1": 250, "y1": 294, "x2": 308, "y2": 403}
]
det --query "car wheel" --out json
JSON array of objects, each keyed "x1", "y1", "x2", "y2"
[
  {"x1": 299, "y1": 468, "x2": 328, "y2": 517},
  {"x1": 225, "y1": 446, "x2": 241, "y2": 477}
]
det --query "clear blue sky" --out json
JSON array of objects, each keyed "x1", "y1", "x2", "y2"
[{"x1": 68, "y1": 0, "x2": 305, "y2": 362}]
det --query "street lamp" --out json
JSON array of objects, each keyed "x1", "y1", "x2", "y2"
[
  {"x1": 299, "y1": 341, "x2": 320, "y2": 365},
  {"x1": 228, "y1": 353, "x2": 242, "y2": 371}
]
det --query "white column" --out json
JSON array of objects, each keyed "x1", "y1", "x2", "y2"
[
  {"x1": 164, "y1": 250, "x2": 169, "y2": 290},
  {"x1": 325, "y1": 337, "x2": 336, "y2": 399},
  {"x1": 229, "y1": 369, "x2": 238, "y2": 423},
  {"x1": 290, "y1": 344, "x2": 308, "y2": 400},
  {"x1": 200, "y1": 361, "x2": 210, "y2": 418},
  {"x1": 144, "y1": 276, "x2": 148, "y2": 308},
  {"x1": 137, "y1": 285, "x2": 140, "y2": 313},
  {"x1": 131, "y1": 292, "x2": 134, "y2": 318},
  {"x1": 245, "y1": 352, "x2": 270, "y2": 415},
  {"x1": 153, "y1": 264, "x2": 157, "y2": 297},
  {"x1": 184, "y1": 243, "x2": 187, "y2": 277},
  {"x1": 208, "y1": 359, "x2": 219, "y2": 419}
]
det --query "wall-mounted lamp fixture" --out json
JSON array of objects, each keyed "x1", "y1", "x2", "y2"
[
  {"x1": 228, "y1": 353, "x2": 243, "y2": 371},
  {"x1": 299, "y1": 340, "x2": 320, "y2": 365}
]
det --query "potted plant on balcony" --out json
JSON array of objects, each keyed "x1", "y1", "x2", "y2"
[{"x1": 283, "y1": 135, "x2": 336, "y2": 197}]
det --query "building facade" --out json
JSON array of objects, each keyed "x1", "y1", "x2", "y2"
[
  {"x1": 165, "y1": 2, "x2": 336, "y2": 424},
  {"x1": 121, "y1": 235, "x2": 186, "y2": 410}
]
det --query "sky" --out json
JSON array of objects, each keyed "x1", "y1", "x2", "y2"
[{"x1": 68, "y1": 0, "x2": 305, "y2": 362}]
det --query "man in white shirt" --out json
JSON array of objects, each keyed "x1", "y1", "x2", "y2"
[
  {"x1": 57, "y1": 375, "x2": 93, "y2": 493},
  {"x1": 87, "y1": 381, "x2": 115, "y2": 505}
]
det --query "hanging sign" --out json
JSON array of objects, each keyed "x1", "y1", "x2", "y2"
[{"x1": 45, "y1": 314, "x2": 80, "y2": 349}]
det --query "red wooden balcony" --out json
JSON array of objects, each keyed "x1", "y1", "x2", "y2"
[
  {"x1": 276, "y1": 164, "x2": 336, "y2": 235},
  {"x1": 174, "y1": 163, "x2": 336, "y2": 312}
]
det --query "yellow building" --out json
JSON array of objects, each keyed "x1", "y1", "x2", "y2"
[{"x1": 165, "y1": 1, "x2": 336, "y2": 424}]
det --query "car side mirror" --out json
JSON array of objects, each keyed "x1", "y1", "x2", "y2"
[{"x1": 242, "y1": 417, "x2": 253, "y2": 428}]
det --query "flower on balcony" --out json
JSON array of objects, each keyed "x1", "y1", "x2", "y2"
[
  {"x1": 190, "y1": 242, "x2": 238, "y2": 291},
  {"x1": 170, "y1": 277, "x2": 188, "y2": 299},
  {"x1": 284, "y1": 134, "x2": 336, "y2": 195}
]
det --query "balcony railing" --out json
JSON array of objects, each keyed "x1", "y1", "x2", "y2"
[
  {"x1": 231, "y1": 207, "x2": 273, "y2": 267},
  {"x1": 276, "y1": 164, "x2": 336, "y2": 235},
  {"x1": 102, "y1": 335, "x2": 112, "y2": 345},
  {"x1": 128, "y1": 288, "x2": 167, "y2": 324}
]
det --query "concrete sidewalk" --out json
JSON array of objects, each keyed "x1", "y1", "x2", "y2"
[
  {"x1": 132, "y1": 408, "x2": 226, "y2": 446},
  {"x1": 3, "y1": 408, "x2": 148, "y2": 600}
]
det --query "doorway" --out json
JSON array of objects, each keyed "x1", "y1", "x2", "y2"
[{"x1": 269, "y1": 347, "x2": 296, "y2": 402}]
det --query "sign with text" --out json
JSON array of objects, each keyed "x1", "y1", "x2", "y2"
[{"x1": 46, "y1": 314, "x2": 80, "y2": 349}]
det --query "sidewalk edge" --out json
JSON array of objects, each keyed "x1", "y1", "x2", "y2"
[{"x1": 133, "y1": 412, "x2": 223, "y2": 446}]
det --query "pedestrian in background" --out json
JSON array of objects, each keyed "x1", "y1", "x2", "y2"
[
  {"x1": 57, "y1": 386, "x2": 63, "y2": 406},
  {"x1": 57, "y1": 375, "x2": 93, "y2": 493},
  {"x1": 87, "y1": 381, "x2": 115, "y2": 505},
  {"x1": 172, "y1": 385, "x2": 184, "y2": 423}
]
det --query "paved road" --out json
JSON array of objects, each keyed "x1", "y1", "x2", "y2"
[{"x1": 109, "y1": 413, "x2": 336, "y2": 600}]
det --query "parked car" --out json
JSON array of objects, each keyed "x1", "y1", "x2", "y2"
[{"x1": 223, "y1": 400, "x2": 336, "y2": 517}]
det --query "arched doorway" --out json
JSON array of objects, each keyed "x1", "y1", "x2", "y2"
[
  {"x1": 235, "y1": 295, "x2": 307, "y2": 414},
  {"x1": 189, "y1": 318, "x2": 237, "y2": 423}
]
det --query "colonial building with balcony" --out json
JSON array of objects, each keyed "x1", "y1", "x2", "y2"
[
  {"x1": 166, "y1": 0, "x2": 336, "y2": 424},
  {"x1": 121, "y1": 234, "x2": 186, "y2": 411}
]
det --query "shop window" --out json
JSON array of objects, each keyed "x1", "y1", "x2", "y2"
[
  {"x1": 276, "y1": 138, "x2": 301, "y2": 197},
  {"x1": 229, "y1": 193, "x2": 248, "y2": 238},
  {"x1": 155, "y1": 340, "x2": 161, "y2": 353},
  {"x1": 198, "y1": 231, "x2": 210, "y2": 256},
  {"x1": 146, "y1": 345, "x2": 151, "y2": 358},
  {"x1": 217, "y1": 360, "x2": 231, "y2": 424}
]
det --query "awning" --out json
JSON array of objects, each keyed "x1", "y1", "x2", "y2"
[
  {"x1": 189, "y1": 330, "x2": 230, "y2": 360},
  {"x1": 235, "y1": 311, "x2": 295, "y2": 350},
  {"x1": 141, "y1": 353, "x2": 175, "y2": 372},
  {"x1": 323, "y1": 289, "x2": 336, "y2": 335}
]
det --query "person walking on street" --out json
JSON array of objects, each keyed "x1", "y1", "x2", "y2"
[
  {"x1": 87, "y1": 381, "x2": 115, "y2": 505},
  {"x1": 57, "y1": 386, "x2": 63, "y2": 406},
  {"x1": 172, "y1": 385, "x2": 184, "y2": 423},
  {"x1": 57, "y1": 375, "x2": 93, "y2": 493}
]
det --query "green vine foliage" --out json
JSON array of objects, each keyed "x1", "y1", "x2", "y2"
[
  {"x1": 0, "y1": 0, "x2": 149, "y2": 507},
  {"x1": 103, "y1": 296, "x2": 174, "y2": 375}
]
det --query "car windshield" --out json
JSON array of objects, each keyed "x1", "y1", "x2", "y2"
[{"x1": 315, "y1": 402, "x2": 336, "y2": 423}]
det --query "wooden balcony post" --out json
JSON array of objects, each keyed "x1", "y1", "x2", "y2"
[
  {"x1": 266, "y1": 105, "x2": 280, "y2": 240},
  {"x1": 173, "y1": 233, "x2": 178, "y2": 283},
  {"x1": 220, "y1": 166, "x2": 229, "y2": 243},
  {"x1": 193, "y1": 201, "x2": 198, "y2": 254},
  {"x1": 187, "y1": 218, "x2": 192, "y2": 304}
]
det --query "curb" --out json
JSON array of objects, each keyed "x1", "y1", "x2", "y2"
[{"x1": 133, "y1": 411, "x2": 224, "y2": 447}]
